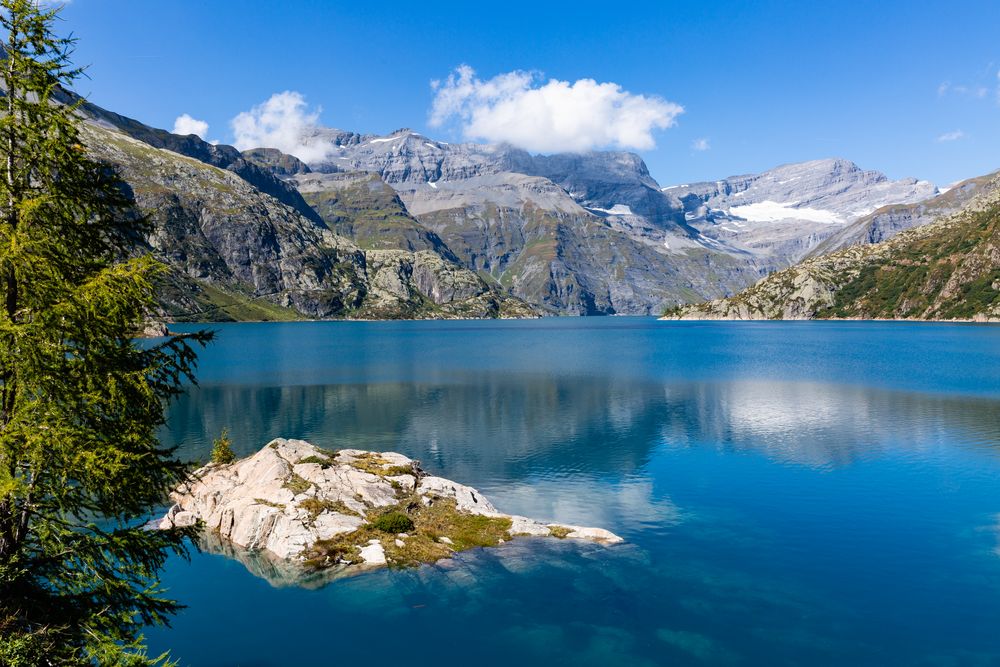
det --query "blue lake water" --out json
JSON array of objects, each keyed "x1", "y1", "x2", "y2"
[{"x1": 145, "y1": 318, "x2": 1000, "y2": 666}]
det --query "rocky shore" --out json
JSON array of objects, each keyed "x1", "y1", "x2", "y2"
[{"x1": 160, "y1": 439, "x2": 621, "y2": 582}]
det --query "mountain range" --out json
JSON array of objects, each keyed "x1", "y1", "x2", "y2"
[{"x1": 55, "y1": 88, "x2": 968, "y2": 322}]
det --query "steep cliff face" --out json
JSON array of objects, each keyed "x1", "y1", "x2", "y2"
[
  {"x1": 82, "y1": 124, "x2": 535, "y2": 321},
  {"x1": 398, "y1": 174, "x2": 758, "y2": 314},
  {"x1": 665, "y1": 172, "x2": 1000, "y2": 321}
]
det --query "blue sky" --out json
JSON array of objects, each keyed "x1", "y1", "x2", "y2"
[{"x1": 60, "y1": 0, "x2": 1000, "y2": 187}]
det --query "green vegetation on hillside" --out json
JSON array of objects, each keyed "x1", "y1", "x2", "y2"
[{"x1": 818, "y1": 204, "x2": 999, "y2": 319}]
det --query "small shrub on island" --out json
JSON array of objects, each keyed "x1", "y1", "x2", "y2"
[
  {"x1": 211, "y1": 428, "x2": 237, "y2": 464},
  {"x1": 371, "y1": 511, "x2": 415, "y2": 533}
]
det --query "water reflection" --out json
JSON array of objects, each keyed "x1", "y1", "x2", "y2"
[
  {"x1": 165, "y1": 374, "x2": 1000, "y2": 478},
  {"x1": 660, "y1": 380, "x2": 1000, "y2": 468}
]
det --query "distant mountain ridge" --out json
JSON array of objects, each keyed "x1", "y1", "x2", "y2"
[
  {"x1": 807, "y1": 169, "x2": 1000, "y2": 257},
  {"x1": 661, "y1": 159, "x2": 937, "y2": 269},
  {"x1": 262, "y1": 127, "x2": 937, "y2": 314},
  {"x1": 664, "y1": 170, "x2": 1000, "y2": 321}
]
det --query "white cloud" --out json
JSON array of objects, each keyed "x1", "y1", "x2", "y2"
[
  {"x1": 937, "y1": 129, "x2": 966, "y2": 142},
  {"x1": 172, "y1": 114, "x2": 209, "y2": 139},
  {"x1": 230, "y1": 91, "x2": 335, "y2": 163},
  {"x1": 428, "y1": 65, "x2": 683, "y2": 153},
  {"x1": 691, "y1": 137, "x2": 710, "y2": 151}
]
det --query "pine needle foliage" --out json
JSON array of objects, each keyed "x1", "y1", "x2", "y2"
[{"x1": 0, "y1": 1, "x2": 211, "y2": 664}]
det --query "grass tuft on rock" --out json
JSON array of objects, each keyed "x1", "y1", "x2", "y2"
[
  {"x1": 297, "y1": 497, "x2": 359, "y2": 518},
  {"x1": 346, "y1": 452, "x2": 392, "y2": 475},
  {"x1": 548, "y1": 525, "x2": 572, "y2": 539},
  {"x1": 296, "y1": 454, "x2": 334, "y2": 468},
  {"x1": 282, "y1": 473, "x2": 311, "y2": 495}
]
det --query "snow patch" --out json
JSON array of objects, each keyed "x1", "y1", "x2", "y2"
[
  {"x1": 588, "y1": 204, "x2": 634, "y2": 216},
  {"x1": 729, "y1": 200, "x2": 843, "y2": 224},
  {"x1": 424, "y1": 143, "x2": 439, "y2": 149},
  {"x1": 428, "y1": 181, "x2": 438, "y2": 189},
  {"x1": 697, "y1": 234, "x2": 726, "y2": 249},
  {"x1": 369, "y1": 137, "x2": 400, "y2": 144}
]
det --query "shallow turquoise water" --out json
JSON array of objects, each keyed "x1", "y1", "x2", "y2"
[{"x1": 146, "y1": 319, "x2": 1000, "y2": 666}]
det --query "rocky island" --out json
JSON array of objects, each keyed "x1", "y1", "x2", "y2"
[{"x1": 159, "y1": 439, "x2": 622, "y2": 584}]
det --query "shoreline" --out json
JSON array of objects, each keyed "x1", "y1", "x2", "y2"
[{"x1": 659, "y1": 316, "x2": 999, "y2": 324}]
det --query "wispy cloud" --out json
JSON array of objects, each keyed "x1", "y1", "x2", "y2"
[
  {"x1": 429, "y1": 65, "x2": 683, "y2": 153},
  {"x1": 230, "y1": 91, "x2": 335, "y2": 162},
  {"x1": 691, "y1": 138, "x2": 710, "y2": 151},
  {"x1": 937, "y1": 81, "x2": 989, "y2": 99},
  {"x1": 936, "y1": 130, "x2": 966, "y2": 142},
  {"x1": 172, "y1": 114, "x2": 209, "y2": 139}
]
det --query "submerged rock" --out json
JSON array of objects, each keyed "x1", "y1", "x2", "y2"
[{"x1": 160, "y1": 439, "x2": 622, "y2": 582}]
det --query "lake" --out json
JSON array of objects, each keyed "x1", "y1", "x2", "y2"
[{"x1": 145, "y1": 318, "x2": 1000, "y2": 666}]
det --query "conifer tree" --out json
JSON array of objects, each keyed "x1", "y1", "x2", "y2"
[{"x1": 0, "y1": 1, "x2": 210, "y2": 663}]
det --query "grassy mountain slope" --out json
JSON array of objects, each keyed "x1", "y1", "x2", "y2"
[{"x1": 293, "y1": 172, "x2": 459, "y2": 258}]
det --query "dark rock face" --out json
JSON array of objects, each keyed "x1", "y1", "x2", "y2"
[
  {"x1": 504, "y1": 149, "x2": 690, "y2": 230},
  {"x1": 241, "y1": 148, "x2": 312, "y2": 176}
]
